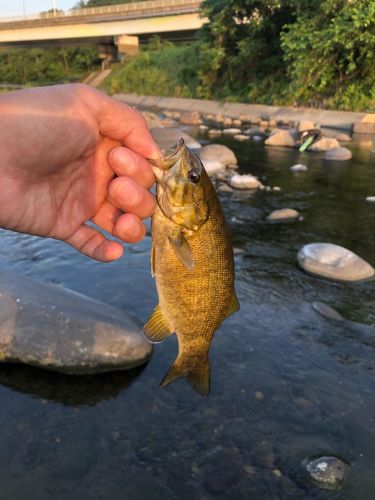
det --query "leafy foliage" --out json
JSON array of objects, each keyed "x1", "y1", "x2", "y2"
[
  {"x1": 281, "y1": 0, "x2": 375, "y2": 110},
  {"x1": 0, "y1": 47, "x2": 100, "y2": 86},
  {"x1": 103, "y1": 39, "x2": 200, "y2": 98}
]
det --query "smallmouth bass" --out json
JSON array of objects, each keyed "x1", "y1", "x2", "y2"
[{"x1": 144, "y1": 139, "x2": 239, "y2": 396}]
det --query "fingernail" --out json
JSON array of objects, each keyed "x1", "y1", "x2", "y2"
[{"x1": 111, "y1": 147, "x2": 136, "y2": 171}]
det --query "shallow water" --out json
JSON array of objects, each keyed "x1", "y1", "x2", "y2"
[{"x1": 0, "y1": 131, "x2": 375, "y2": 499}]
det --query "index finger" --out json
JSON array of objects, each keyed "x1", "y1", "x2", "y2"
[{"x1": 80, "y1": 85, "x2": 162, "y2": 160}]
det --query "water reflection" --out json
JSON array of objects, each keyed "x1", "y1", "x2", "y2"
[{"x1": 0, "y1": 364, "x2": 145, "y2": 407}]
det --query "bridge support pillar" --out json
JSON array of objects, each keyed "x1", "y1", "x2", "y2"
[{"x1": 115, "y1": 35, "x2": 139, "y2": 57}]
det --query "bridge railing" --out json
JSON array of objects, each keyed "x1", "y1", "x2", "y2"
[{"x1": 0, "y1": 0, "x2": 202, "y2": 26}]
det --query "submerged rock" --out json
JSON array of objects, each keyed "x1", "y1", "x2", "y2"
[
  {"x1": 324, "y1": 147, "x2": 352, "y2": 161},
  {"x1": 230, "y1": 174, "x2": 263, "y2": 190},
  {"x1": 309, "y1": 138, "x2": 340, "y2": 151},
  {"x1": 305, "y1": 456, "x2": 350, "y2": 489},
  {"x1": 199, "y1": 144, "x2": 237, "y2": 167},
  {"x1": 151, "y1": 127, "x2": 201, "y2": 151},
  {"x1": 290, "y1": 164, "x2": 308, "y2": 172},
  {"x1": 0, "y1": 272, "x2": 152, "y2": 374},
  {"x1": 298, "y1": 243, "x2": 375, "y2": 282},
  {"x1": 265, "y1": 129, "x2": 298, "y2": 147},
  {"x1": 266, "y1": 208, "x2": 300, "y2": 222},
  {"x1": 366, "y1": 196, "x2": 375, "y2": 203}
]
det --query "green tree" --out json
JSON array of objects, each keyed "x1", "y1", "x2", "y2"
[
  {"x1": 197, "y1": 0, "x2": 295, "y2": 102},
  {"x1": 281, "y1": 0, "x2": 375, "y2": 110}
]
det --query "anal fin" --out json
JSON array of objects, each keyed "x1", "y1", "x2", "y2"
[
  {"x1": 143, "y1": 305, "x2": 173, "y2": 344},
  {"x1": 225, "y1": 291, "x2": 240, "y2": 319}
]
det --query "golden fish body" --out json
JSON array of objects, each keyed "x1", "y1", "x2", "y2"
[{"x1": 144, "y1": 139, "x2": 239, "y2": 396}]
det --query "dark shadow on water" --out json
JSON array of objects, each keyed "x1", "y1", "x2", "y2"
[{"x1": 0, "y1": 363, "x2": 145, "y2": 407}]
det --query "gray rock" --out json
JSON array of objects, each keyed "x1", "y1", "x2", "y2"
[
  {"x1": 230, "y1": 174, "x2": 263, "y2": 190},
  {"x1": 309, "y1": 137, "x2": 340, "y2": 151},
  {"x1": 311, "y1": 302, "x2": 345, "y2": 321},
  {"x1": 217, "y1": 183, "x2": 234, "y2": 193},
  {"x1": 151, "y1": 127, "x2": 201, "y2": 151},
  {"x1": 298, "y1": 243, "x2": 375, "y2": 282},
  {"x1": 335, "y1": 132, "x2": 352, "y2": 142},
  {"x1": 0, "y1": 272, "x2": 152, "y2": 374},
  {"x1": 265, "y1": 129, "x2": 298, "y2": 147},
  {"x1": 179, "y1": 110, "x2": 201, "y2": 125},
  {"x1": 297, "y1": 120, "x2": 315, "y2": 132},
  {"x1": 324, "y1": 147, "x2": 352, "y2": 161},
  {"x1": 208, "y1": 129, "x2": 222, "y2": 138},
  {"x1": 198, "y1": 124, "x2": 209, "y2": 131},
  {"x1": 290, "y1": 163, "x2": 308, "y2": 172},
  {"x1": 199, "y1": 144, "x2": 237, "y2": 167},
  {"x1": 305, "y1": 456, "x2": 350, "y2": 489},
  {"x1": 266, "y1": 208, "x2": 300, "y2": 222}
]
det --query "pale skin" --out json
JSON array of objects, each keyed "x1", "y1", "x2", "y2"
[{"x1": 0, "y1": 83, "x2": 162, "y2": 262}]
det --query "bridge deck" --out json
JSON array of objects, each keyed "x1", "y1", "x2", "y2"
[{"x1": 0, "y1": 0, "x2": 202, "y2": 30}]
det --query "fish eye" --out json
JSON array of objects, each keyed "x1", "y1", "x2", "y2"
[{"x1": 188, "y1": 170, "x2": 201, "y2": 184}]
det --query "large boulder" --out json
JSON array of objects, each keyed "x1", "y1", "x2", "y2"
[
  {"x1": 309, "y1": 138, "x2": 340, "y2": 151},
  {"x1": 353, "y1": 115, "x2": 375, "y2": 134},
  {"x1": 0, "y1": 272, "x2": 152, "y2": 374},
  {"x1": 265, "y1": 129, "x2": 298, "y2": 147},
  {"x1": 151, "y1": 127, "x2": 201, "y2": 151},
  {"x1": 201, "y1": 159, "x2": 226, "y2": 176},
  {"x1": 324, "y1": 147, "x2": 352, "y2": 161},
  {"x1": 199, "y1": 144, "x2": 237, "y2": 167},
  {"x1": 297, "y1": 243, "x2": 375, "y2": 282}
]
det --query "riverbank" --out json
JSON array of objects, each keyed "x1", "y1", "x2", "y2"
[{"x1": 114, "y1": 93, "x2": 374, "y2": 133}]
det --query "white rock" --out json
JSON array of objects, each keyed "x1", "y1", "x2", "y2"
[
  {"x1": 272, "y1": 186, "x2": 281, "y2": 192},
  {"x1": 234, "y1": 134, "x2": 250, "y2": 141},
  {"x1": 230, "y1": 174, "x2": 263, "y2": 190},
  {"x1": 309, "y1": 138, "x2": 340, "y2": 151},
  {"x1": 208, "y1": 129, "x2": 223, "y2": 137},
  {"x1": 202, "y1": 159, "x2": 226, "y2": 176},
  {"x1": 222, "y1": 128, "x2": 242, "y2": 135},
  {"x1": 298, "y1": 243, "x2": 375, "y2": 282},
  {"x1": 217, "y1": 183, "x2": 234, "y2": 193},
  {"x1": 151, "y1": 127, "x2": 201, "y2": 151},
  {"x1": 199, "y1": 144, "x2": 237, "y2": 167},
  {"x1": 335, "y1": 133, "x2": 352, "y2": 142},
  {"x1": 324, "y1": 147, "x2": 352, "y2": 161},
  {"x1": 290, "y1": 164, "x2": 308, "y2": 172},
  {"x1": 199, "y1": 124, "x2": 209, "y2": 131},
  {"x1": 266, "y1": 208, "x2": 300, "y2": 222},
  {"x1": 366, "y1": 196, "x2": 375, "y2": 203}
]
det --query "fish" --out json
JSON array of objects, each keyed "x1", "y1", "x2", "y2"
[{"x1": 143, "y1": 138, "x2": 239, "y2": 396}]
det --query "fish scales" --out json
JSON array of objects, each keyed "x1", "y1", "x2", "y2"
[{"x1": 144, "y1": 139, "x2": 239, "y2": 396}]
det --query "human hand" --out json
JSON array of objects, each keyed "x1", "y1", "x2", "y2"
[{"x1": 0, "y1": 84, "x2": 161, "y2": 261}]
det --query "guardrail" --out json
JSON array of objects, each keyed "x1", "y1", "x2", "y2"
[{"x1": 0, "y1": 0, "x2": 202, "y2": 29}]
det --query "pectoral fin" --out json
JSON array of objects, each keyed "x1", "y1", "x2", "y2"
[
  {"x1": 143, "y1": 305, "x2": 173, "y2": 344},
  {"x1": 168, "y1": 232, "x2": 194, "y2": 272},
  {"x1": 225, "y1": 292, "x2": 240, "y2": 319}
]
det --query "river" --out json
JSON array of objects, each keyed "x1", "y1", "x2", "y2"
[{"x1": 0, "y1": 128, "x2": 374, "y2": 499}]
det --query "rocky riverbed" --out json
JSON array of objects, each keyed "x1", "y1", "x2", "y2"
[{"x1": 0, "y1": 101, "x2": 374, "y2": 498}]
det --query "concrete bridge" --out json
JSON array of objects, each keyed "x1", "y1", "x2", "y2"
[{"x1": 0, "y1": 0, "x2": 204, "y2": 60}]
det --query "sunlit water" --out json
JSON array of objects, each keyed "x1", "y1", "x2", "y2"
[{"x1": 0, "y1": 129, "x2": 374, "y2": 499}]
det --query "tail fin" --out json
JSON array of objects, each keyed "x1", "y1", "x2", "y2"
[{"x1": 160, "y1": 356, "x2": 210, "y2": 397}]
